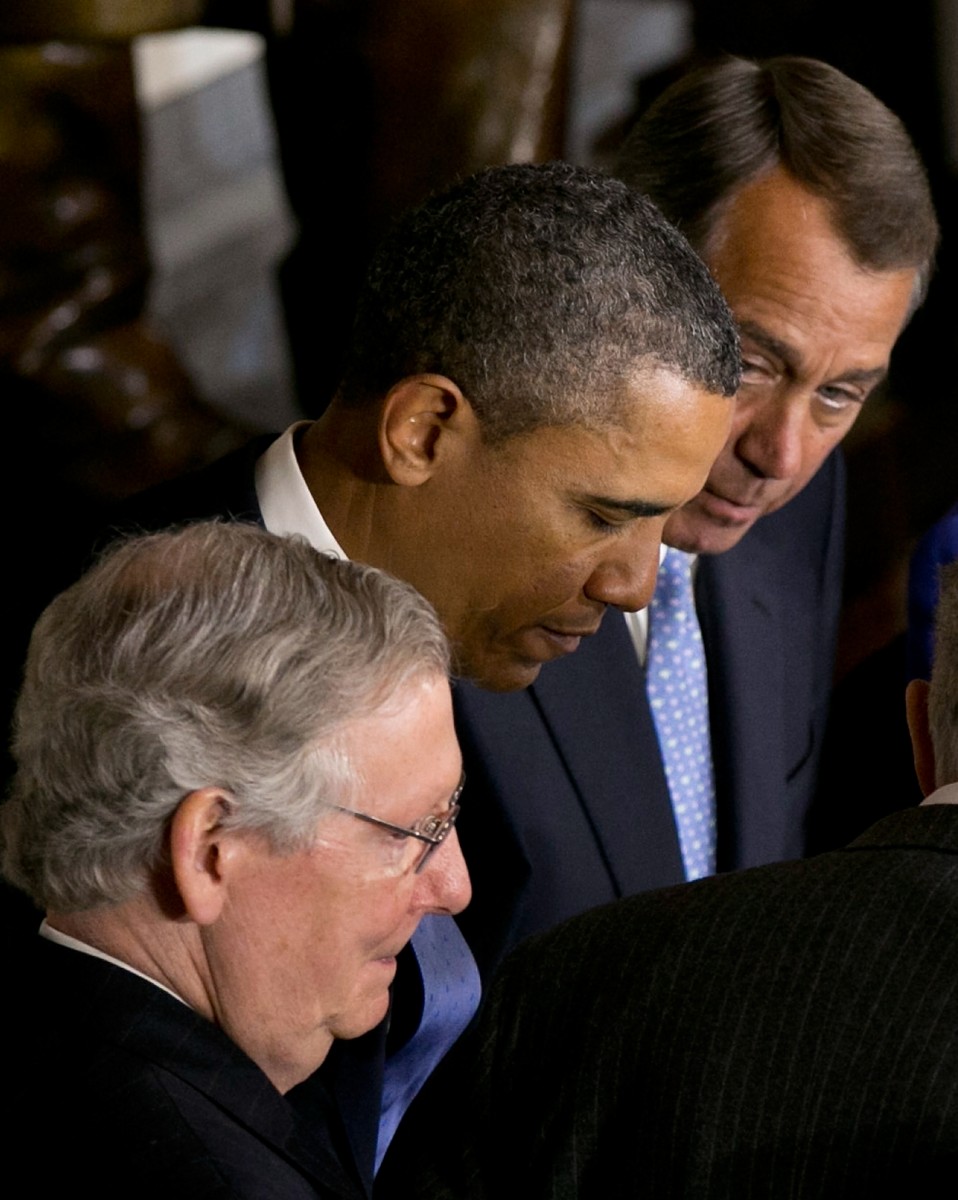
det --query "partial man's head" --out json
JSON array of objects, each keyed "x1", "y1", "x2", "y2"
[
  {"x1": 910, "y1": 563, "x2": 958, "y2": 796},
  {"x1": 1, "y1": 522, "x2": 468, "y2": 1093},
  {"x1": 319, "y1": 161, "x2": 740, "y2": 689},
  {"x1": 617, "y1": 55, "x2": 939, "y2": 555}
]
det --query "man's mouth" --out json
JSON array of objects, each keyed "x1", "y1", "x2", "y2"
[
  {"x1": 697, "y1": 486, "x2": 765, "y2": 522},
  {"x1": 535, "y1": 623, "x2": 602, "y2": 657},
  {"x1": 542, "y1": 623, "x2": 603, "y2": 639}
]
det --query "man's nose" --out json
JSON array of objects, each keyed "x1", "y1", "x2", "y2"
[
  {"x1": 582, "y1": 533, "x2": 662, "y2": 613},
  {"x1": 416, "y1": 829, "x2": 471, "y2": 915},
  {"x1": 734, "y1": 396, "x2": 805, "y2": 481}
]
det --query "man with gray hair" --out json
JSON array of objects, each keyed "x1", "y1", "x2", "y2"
[{"x1": 2, "y1": 521, "x2": 469, "y2": 1198}]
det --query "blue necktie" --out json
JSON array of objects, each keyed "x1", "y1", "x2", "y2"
[
  {"x1": 646, "y1": 547, "x2": 717, "y2": 880},
  {"x1": 376, "y1": 914, "x2": 480, "y2": 1169}
]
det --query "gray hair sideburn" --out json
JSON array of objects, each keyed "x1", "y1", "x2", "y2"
[{"x1": 2, "y1": 522, "x2": 449, "y2": 912}]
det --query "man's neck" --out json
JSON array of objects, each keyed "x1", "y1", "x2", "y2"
[
  {"x1": 297, "y1": 414, "x2": 383, "y2": 561},
  {"x1": 48, "y1": 899, "x2": 211, "y2": 1018},
  {"x1": 297, "y1": 415, "x2": 427, "y2": 580}
]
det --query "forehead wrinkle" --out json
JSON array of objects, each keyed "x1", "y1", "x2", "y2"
[
  {"x1": 737, "y1": 318, "x2": 801, "y2": 371},
  {"x1": 738, "y1": 317, "x2": 891, "y2": 386}
]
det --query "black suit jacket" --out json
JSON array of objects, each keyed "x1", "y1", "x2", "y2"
[
  {"x1": 456, "y1": 451, "x2": 845, "y2": 974},
  {"x1": 8, "y1": 940, "x2": 368, "y2": 1198},
  {"x1": 410, "y1": 803, "x2": 958, "y2": 1198}
]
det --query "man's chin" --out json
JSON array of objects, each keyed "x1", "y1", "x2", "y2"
[
  {"x1": 453, "y1": 626, "x2": 609, "y2": 692},
  {"x1": 664, "y1": 504, "x2": 760, "y2": 556},
  {"x1": 454, "y1": 654, "x2": 544, "y2": 693},
  {"x1": 330, "y1": 989, "x2": 393, "y2": 1043}
]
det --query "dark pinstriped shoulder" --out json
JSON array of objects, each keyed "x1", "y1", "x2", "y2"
[{"x1": 845, "y1": 803, "x2": 958, "y2": 855}]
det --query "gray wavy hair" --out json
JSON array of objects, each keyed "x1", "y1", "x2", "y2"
[{"x1": 1, "y1": 521, "x2": 449, "y2": 912}]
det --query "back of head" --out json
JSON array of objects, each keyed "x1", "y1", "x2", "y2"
[
  {"x1": 1, "y1": 522, "x2": 448, "y2": 912},
  {"x1": 337, "y1": 160, "x2": 740, "y2": 439},
  {"x1": 616, "y1": 55, "x2": 939, "y2": 298}
]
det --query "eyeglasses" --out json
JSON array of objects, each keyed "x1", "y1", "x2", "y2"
[{"x1": 331, "y1": 771, "x2": 465, "y2": 873}]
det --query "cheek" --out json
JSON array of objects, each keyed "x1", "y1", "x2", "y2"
[
  {"x1": 503, "y1": 560, "x2": 597, "y2": 616},
  {"x1": 466, "y1": 555, "x2": 588, "y2": 623},
  {"x1": 352, "y1": 877, "x2": 419, "y2": 944},
  {"x1": 790, "y1": 421, "x2": 849, "y2": 491},
  {"x1": 703, "y1": 436, "x2": 740, "y2": 483}
]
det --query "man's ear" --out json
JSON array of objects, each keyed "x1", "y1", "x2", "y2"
[
  {"x1": 905, "y1": 678, "x2": 937, "y2": 797},
  {"x1": 378, "y1": 374, "x2": 479, "y2": 485},
  {"x1": 169, "y1": 788, "x2": 241, "y2": 926}
]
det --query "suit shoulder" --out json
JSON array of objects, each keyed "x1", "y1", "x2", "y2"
[
  {"x1": 16, "y1": 1018, "x2": 334, "y2": 1198},
  {"x1": 107, "y1": 434, "x2": 275, "y2": 539},
  {"x1": 11, "y1": 1040, "x2": 236, "y2": 1196}
]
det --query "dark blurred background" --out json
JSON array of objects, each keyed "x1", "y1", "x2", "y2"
[{"x1": 1, "y1": 0, "x2": 954, "y2": 698}]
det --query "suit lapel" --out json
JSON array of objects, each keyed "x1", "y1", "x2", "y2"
[
  {"x1": 698, "y1": 538, "x2": 789, "y2": 869},
  {"x1": 529, "y1": 612, "x2": 684, "y2": 892},
  {"x1": 39, "y1": 943, "x2": 368, "y2": 1198}
]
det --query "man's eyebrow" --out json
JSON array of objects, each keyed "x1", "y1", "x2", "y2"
[
  {"x1": 739, "y1": 319, "x2": 889, "y2": 387},
  {"x1": 738, "y1": 320, "x2": 797, "y2": 367},
  {"x1": 580, "y1": 494, "x2": 673, "y2": 519}
]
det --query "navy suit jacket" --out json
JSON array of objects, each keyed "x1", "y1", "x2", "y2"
[
  {"x1": 8, "y1": 940, "x2": 369, "y2": 1198},
  {"x1": 455, "y1": 450, "x2": 845, "y2": 974}
]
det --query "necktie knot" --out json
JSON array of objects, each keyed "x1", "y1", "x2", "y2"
[{"x1": 651, "y1": 547, "x2": 696, "y2": 610}]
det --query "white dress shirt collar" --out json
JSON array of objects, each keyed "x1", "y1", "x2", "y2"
[
  {"x1": 624, "y1": 544, "x2": 697, "y2": 665},
  {"x1": 920, "y1": 780, "x2": 958, "y2": 807},
  {"x1": 254, "y1": 421, "x2": 346, "y2": 558},
  {"x1": 39, "y1": 919, "x2": 187, "y2": 1006}
]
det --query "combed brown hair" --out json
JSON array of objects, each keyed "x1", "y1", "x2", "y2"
[{"x1": 616, "y1": 55, "x2": 939, "y2": 301}]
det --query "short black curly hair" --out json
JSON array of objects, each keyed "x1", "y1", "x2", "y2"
[{"x1": 336, "y1": 161, "x2": 740, "y2": 439}]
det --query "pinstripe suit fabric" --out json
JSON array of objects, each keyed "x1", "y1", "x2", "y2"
[{"x1": 432, "y1": 805, "x2": 958, "y2": 1198}]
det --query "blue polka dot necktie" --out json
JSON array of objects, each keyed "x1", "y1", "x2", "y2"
[
  {"x1": 646, "y1": 547, "x2": 717, "y2": 880},
  {"x1": 375, "y1": 914, "x2": 480, "y2": 1169}
]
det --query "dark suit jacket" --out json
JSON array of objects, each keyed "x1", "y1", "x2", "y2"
[
  {"x1": 8, "y1": 939, "x2": 368, "y2": 1198},
  {"x1": 456, "y1": 450, "x2": 845, "y2": 974},
  {"x1": 412, "y1": 803, "x2": 958, "y2": 1198}
]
